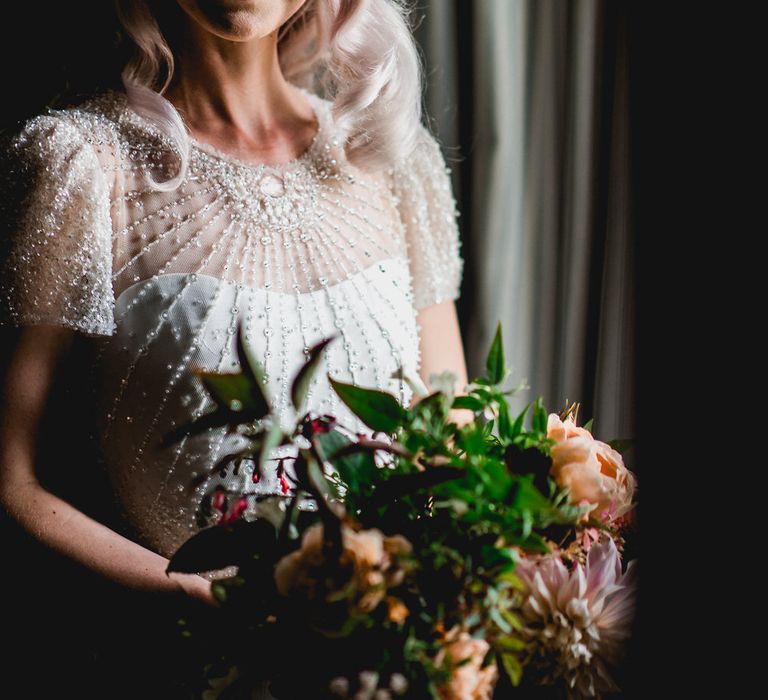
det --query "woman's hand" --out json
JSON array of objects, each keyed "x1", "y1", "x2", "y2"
[
  {"x1": 168, "y1": 571, "x2": 220, "y2": 608},
  {"x1": 448, "y1": 404, "x2": 475, "y2": 429}
]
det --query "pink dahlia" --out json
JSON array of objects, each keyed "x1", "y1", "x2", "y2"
[{"x1": 513, "y1": 537, "x2": 637, "y2": 698}]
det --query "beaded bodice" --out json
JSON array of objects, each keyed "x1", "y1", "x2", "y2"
[{"x1": 0, "y1": 86, "x2": 464, "y2": 560}]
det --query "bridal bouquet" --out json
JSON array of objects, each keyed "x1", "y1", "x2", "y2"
[{"x1": 162, "y1": 321, "x2": 639, "y2": 700}]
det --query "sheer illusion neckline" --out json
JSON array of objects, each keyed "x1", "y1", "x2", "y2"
[{"x1": 188, "y1": 86, "x2": 325, "y2": 172}]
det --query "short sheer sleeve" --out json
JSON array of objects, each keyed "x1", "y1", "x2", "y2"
[
  {"x1": 390, "y1": 124, "x2": 465, "y2": 311},
  {"x1": 0, "y1": 113, "x2": 116, "y2": 337}
]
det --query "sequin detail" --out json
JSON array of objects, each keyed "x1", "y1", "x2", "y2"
[{"x1": 0, "y1": 87, "x2": 465, "y2": 559}]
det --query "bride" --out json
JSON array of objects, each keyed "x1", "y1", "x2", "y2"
[{"x1": 0, "y1": 0, "x2": 469, "y2": 697}]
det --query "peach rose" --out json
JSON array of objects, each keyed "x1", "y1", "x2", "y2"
[
  {"x1": 434, "y1": 626, "x2": 499, "y2": 700},
  {"x1": 547, "y1": 413, "x2": 637, "y2": 523},
  {"x1": 274, "y1": 522, "x2": 413, "y2": 616}
]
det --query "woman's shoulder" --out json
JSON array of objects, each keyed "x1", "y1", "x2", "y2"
[{"x1": 5, "y1": 89, "x2": 169, "y2": 173}]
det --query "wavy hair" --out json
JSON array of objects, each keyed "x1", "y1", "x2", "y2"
[{"x1": 114, "y1": 0, "x2": 426, "y2": 191}]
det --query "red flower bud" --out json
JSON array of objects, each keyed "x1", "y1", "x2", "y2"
[
  {"x1": 308, "y1": 414, "x2": 338, "y2": 434},
  {"x1": 219, "y1": 496, "x2": 249, "y2": 526},
  {"x1": 212, "y1": 490, "x2": 227, "y2": 513},
  {"x1": 276, "y1": 458, "x2": 292, "y2": 495}
]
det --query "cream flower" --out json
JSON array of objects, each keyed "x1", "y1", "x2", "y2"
[
  {"x1": 547, "y1": 414, "x2": 637, "y2": 523},
  {"x1": 434, "y1": 626, "x2": 499, "y2": 700},
  {"x1": 513, "y1": 537, "x2": 637, "y2": 698}
]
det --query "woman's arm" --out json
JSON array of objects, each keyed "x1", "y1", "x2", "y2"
[
  {"x1": 415, "y1": 300, "x2": 474, "y2": 428},
  {"x1": 0, "y1": 325, "x2": 217, "y2": 607}
]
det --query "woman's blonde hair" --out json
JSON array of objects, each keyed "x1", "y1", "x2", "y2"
[{"x1": 114, "y1": 0, "x2": 426, "y2": 191}]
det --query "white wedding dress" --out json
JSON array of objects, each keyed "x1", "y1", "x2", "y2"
[{"x1": 0, "y1": 84, "x2": 464, "y2": 698}]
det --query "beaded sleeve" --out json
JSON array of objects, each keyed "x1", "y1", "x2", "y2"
[
  {"x1": 390, "y1": 124, "x2": 465, "y2": 311},
  {"x1": 0, "y1": 113, "x2": 116, "y2": 337}
]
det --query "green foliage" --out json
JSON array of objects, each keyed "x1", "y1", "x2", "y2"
[
  {"x1": 163, "y1": 317, "x2": 635, "y2": 697},
  {"x1": 327, "y1": 375, "x2": 407, "y2": 434},
  {"x1": 291, "y1": 334, "x2": 339, "y2": 413},
  {"x1": 485, "y1": 321, "x2": 507, "y2": 385}
]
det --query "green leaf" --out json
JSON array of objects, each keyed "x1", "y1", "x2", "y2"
[
  {"x1": 211, "y1": 582, "x2": 228, "y2": 604},
  {"x1": 497, "y1": 571, "x2": 526, "y2": 592},
  {"x1": 235, "y1": 320, "x2": 271, "y2": 419},
  {"x1": 497, "y1": 397, "x2": 513, "y2": 441},
  {"x1": 211, "y1": 575, "x2": 246, "y2": 605},
  {"x1": 607, "y1": 438, "x2": 635, "y2": 454},
  {"x1": 307, "y1": 450, "x2": 340, "y2": 502},
  {"x1": 510, "y1": 474, "x2": 552, "y2": 513},
  {"x1": 500, "y1": 652, "x2": 524, "y2": 686},
  {"x1": 328, "y1": 375, "x2": 406, "y2": 434},
  {"x1": 582, "y1": 417, "x2": 594, "y2": 433},
  {"x1": 258, "y1": 421, "x2": 285, "y2": 479},
  {"x1": 473, "y1": 459, "x2": 513, "y2": 501},
  {"x1": 315, "y1": 429, "x2": 382, "y2": 493},
  {"x1": 166, "y1": 519, "x2": 278, "y2": 574},
  {"x1": 490, "y1": 607, "x2": 512, "y2": 634},
  {"x1": 197, "y1": 371, "x2": 256, "y2": 412},
  {"x1": 451, "y1": 394, "x2": 485, "y2": 412},
  {"x1": 501, "y1": 608, "x2": 525, "y2": 630},
  {"x1": 510, "y1": 402, "x2": 531, "y2": 438},
  {"x1": 369, "y1": 466, "x2": 465, "y2": 508},
  {"x1": 480, "y1": 544, "x2": 517, "y2": 570},
  {"x1": 158, "y1": 406, "x2": 234, "y2": 449},
  {"x1": 485, "y1": 322, "x2": 505, "y2": 385},
  {"x1": 291, "y1": 334, "x2": 339, "y2": 413},
  {"x1": 459, "y1": 427, "x2": 488, "y2": 455},
  {"x1": 496, "y1": 636, "x2": 526, "y2": 652},
  {"x1": 532, "y1": 397, "x2": 548, "y2": 434}
]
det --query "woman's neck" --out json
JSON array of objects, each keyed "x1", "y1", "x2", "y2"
[{"x1": 164, "y1": 22, "x2": 317, "y2": 163}]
